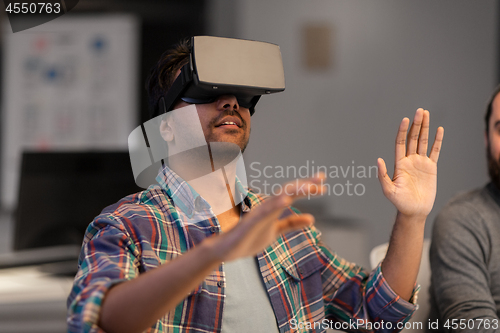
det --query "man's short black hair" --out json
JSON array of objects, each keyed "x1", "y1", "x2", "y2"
[{"x1": 146, "y1": 38, "x2": 191, "y2": 119}]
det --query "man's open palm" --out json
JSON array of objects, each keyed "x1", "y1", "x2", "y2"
[{"x1": 378, "y1": 109, "x2": 444, "y2": 218}]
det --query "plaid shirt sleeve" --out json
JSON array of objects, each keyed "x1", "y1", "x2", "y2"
[
  {"x1": 67, "y1": 211, "x2": 141, "y2": 333},
  {"x1": 314, "y1": 225, "x2": 418, "y2": 331},
  {"x1": 254, "y1": 198, "x2": 418, "y2": 333}
]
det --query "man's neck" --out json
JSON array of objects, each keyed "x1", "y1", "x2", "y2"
[
  {"x1": 217, "y1": 205, "x2": 241, "y2": 232},
  {"x1": 167, "y1": 148, "x2": 242, "y2": 223}
]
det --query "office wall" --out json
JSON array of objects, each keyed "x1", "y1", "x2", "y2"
[{"x1": 217, "y1": 0, "x2": 497, "y2": 253}]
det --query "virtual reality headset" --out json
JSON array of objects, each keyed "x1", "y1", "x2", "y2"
[{"x1": 154, "y1": 36, "x2": 286, "y2": 117}]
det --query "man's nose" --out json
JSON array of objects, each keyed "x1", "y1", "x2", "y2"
[{"x1": 216, "y1": 95, "x2": 239, "y2": 111}]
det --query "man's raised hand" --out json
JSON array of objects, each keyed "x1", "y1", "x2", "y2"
[{"x1": 377, "y1": 109, "x2": 444, "y2": 218}]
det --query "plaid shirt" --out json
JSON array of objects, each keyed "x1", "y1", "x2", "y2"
[{"x1": 67, "y1": 167, "x2": 417, "y2": 333}]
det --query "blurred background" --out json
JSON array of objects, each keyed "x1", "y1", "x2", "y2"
[{"x1": 0, "y1": 0, "x2": 497, "y2": 332}]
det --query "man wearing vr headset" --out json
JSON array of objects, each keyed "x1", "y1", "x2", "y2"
[{"x1": 68, "y1": 37, "x2": 444, "y2": 333}]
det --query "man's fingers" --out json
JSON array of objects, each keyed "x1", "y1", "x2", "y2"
[
  {"x1": 281, "y1": 174, "x2": 327, "y2": 199},
  {"x1": 243, "y1": 174, "x2": 326, "y2": 229},
  {"x1": 275, "y1": 213, "x2": 314, "y2": 235},
  {"x1": 406, "y1": 108, "x2": 424, "y2": 155},
  {"x1": 429, "y1": 126, "x2": 444, "y2": 163},
  {"x1": 395, "y1": 117, "x2": 410, "y2": 162},
  {"x1": 245, "y1": 194, "x2": 292, "y2": 225},
  {"x1": 417, "y1": 110, "x2": 430, "y2": 156}
]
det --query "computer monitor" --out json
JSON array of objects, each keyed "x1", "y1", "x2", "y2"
[{"x1": 14, "y1": 151, "x2": 142, "y2": 251}]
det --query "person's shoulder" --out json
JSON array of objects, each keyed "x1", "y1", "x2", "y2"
[
  {"x1": 434, "y1": 184, "x2": 500, "y2": 235},
  {"x1": 99, "y1": 185, "x2": 160, "y2": 211},
  {"x1": 444, "y1": 184, "x2": 499, "y2": 212},
  {"x1": 445, "y1": 186, "x2": 484, "y2": 205},
  {"x1": 91, "y1": 185, "x2": 173, "y2": 230}
]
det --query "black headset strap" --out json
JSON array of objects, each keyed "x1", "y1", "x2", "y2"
[
  {"x1": 249, "y1": 96, "x2": 260, "y2": 116},
  {"x1": 155, "y1": 61, "x2": 193, "y2": 117}
]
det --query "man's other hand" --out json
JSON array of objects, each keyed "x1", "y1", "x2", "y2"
[{"x1": 212, "y1": 175, "x2": 326, "y2": 262}]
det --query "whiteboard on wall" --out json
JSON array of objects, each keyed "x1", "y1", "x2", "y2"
[{"x1": 1, "y1": 15, "x2": 139, "y2": 209}]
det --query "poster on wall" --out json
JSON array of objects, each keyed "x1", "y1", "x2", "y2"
[{"x1": 1, "y1": 15, "x2": 139, "y2": 209}]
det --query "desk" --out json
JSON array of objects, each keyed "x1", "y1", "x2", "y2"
[
  {"x1": 0, "y1": 212, "x2": 73, "y2": 332},
  {"x1": 0, "y1": 266, "x2": 73, "y2": 333}
]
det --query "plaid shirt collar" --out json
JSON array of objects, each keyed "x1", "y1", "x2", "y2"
[{"x1": 155, "y1": 164, "x2": 251, "y2": 219}]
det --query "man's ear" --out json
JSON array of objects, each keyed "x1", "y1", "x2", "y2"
[{"x1": 160, "y1": 115, "x2": 174, "y2": 142}]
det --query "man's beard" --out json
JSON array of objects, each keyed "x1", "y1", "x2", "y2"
[{"x1": 487, "y1": 143, "x2": 500, "y2": 190}]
